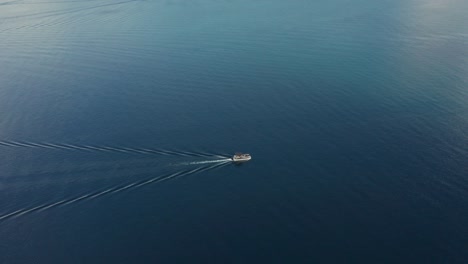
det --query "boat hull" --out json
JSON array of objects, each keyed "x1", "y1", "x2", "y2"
[
  {"x1": 232, "y1": 155, "x2": 252, "y2": 162},
  {"x1": 232, "y1": 158, "x2": 251, "y2": 162}
]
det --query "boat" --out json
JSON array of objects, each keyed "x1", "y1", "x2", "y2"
[{"x1": 232, "y1": 153, "x2": 251, "y2": 162}]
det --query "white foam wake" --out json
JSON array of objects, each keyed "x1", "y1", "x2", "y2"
[{"x1": 177, "y1": 158, "x2": 232, "y2": 166}]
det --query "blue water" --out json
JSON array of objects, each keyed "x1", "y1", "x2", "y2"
[{"x1": 1, "y1": 0, "x2": 467, "y2": 262}]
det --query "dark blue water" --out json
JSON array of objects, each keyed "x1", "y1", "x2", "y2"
[{"x1": 1, "y1": 0, "x2": 467, "y2": 263}]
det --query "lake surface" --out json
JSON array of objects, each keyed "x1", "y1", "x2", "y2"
[{"x1": 1, "y1": 0, "x2": 467, "y2": 263}]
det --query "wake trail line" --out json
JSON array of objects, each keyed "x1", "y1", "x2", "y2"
[
  {"x1": 0, "y1": 140, "x2": 220, "y2": 158},
  {"x1": 0, "y1": 162, "x2": 230, "y2": 222},
  {"x1": 176, "y1": 158, "x2": 232, "y2": 166}
]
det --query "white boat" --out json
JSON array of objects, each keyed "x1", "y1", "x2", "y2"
[{"x1": 232, "y1": 153, "x2": 251, "y2": 162}]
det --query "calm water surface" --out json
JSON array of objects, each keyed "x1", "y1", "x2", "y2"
[{"x1": 0, "y1": 0, "x2": 467, "y2": 263}]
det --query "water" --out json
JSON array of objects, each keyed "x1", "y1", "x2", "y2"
[{"x1": 1, "y1": 0, "x2": 467, "y2": 262}]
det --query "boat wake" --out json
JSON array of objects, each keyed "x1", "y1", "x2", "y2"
[
  {"x1": 0, "y1": 162, "x2": 229, "y2": 222},
  {"x1": 176, "y1": 158, "x2": 232, "y2": 166},
  {"x1": 0, "y1": 140, "x2": 220, "y2": 158}
]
